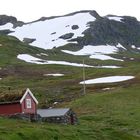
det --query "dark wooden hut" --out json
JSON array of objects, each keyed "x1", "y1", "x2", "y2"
[{"x1": 37, "y1": 108, "x2": 78, "y2": 124}]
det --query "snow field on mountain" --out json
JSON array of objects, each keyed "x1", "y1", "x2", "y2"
[
  {"x1": 80, "y1": 76, "x2": 134, "y2": 84},
  {"x1": 62, "y1": 44, "x2": 125, "y2": 61},
  {"x1": 4, "y1": 13, "x2": 96, "y2": 49},
  {"x1": 17, "y1": 54, "x2": 120, "y2": 68}
]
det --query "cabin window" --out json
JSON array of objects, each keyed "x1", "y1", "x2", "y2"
[
  {"x1": 56, "y1": 117, "x2": 60, "y2": 120},
  {"x1": 26, "y1": 99, "x2": 31, "y2": 108}
]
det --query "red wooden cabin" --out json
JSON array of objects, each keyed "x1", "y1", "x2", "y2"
[{"x1": 0, "y1": 88, "x2": 38, "y2": 116}]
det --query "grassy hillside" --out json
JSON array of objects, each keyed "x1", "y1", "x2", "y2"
[
  {"x1": 0, "y1": 85, "x2": 140, "y2": 140},
  {"x1": 0, "y1": 35, "x2": 140, "y2": 139}
]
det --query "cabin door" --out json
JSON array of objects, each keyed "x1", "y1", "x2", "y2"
[{"x1": 70, "y1": 114, "x2": 74, "y2": 125}]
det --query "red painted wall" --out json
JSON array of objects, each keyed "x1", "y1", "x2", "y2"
[
  {"x1": 0, "y1": 103, "x2": 21, "y2": 115},
  {"x1": 0, "y1": 92, "x2": 37, "y2": 116},
  {"x1": 21, "y1": 93, "x2": 37, "y2": 114}
]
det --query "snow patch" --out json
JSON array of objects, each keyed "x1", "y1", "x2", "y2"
[
  {"x1": 44, "y1": 73, "x2": 64, "y2": 76},
  {"x1": 96, "y1": 66, "x2": 121, "y2": 68},
  {"x1": 40, "y1": 53, "x2": 48, "y2": 56},
  {"x1": 17, "y1": 54, "x2": 120, "y2": 68},
  {"x1": 0, "y1": 23, "x2": 14, "y2": 31},
  {"x1": 131, "y1": 45, "x2": 136, "y2": 49},
  {"x1": 53, "y1": 102, "x2": 58, "y2": 105},
  {"x1": 80, "y1": 76, "x2": 134, "y2": 84},
  {"x1": 17, "y1": 54, "x2": 93, "y2": 67},
  {"x1": 37, "y1": 53, "x2": 48, "y2": 57},
  {"x1": 44, "y1": 60, "x2": 93, "y2": 67},
  {"x1": 90, "y1": 54, "x2": 123, "y2": 61},
  {"x1": 107, "y1": 16, "x2": 123, "y2": 22},
  {"x1": 130, "y1": 58, "x2": 134, "y2": 60},
  {"x1": 62, "y1": 44, "x2": 124, "y2": 61},
  {"x1": 102, "y1": 88, "x2": 111, "y2": 91},
  {"x1": 36, "y1": 54, "x2": 41, "y2": 56},
  {"x1": 17, "y1": 54, "x2": 45, "y2": 64},
  {"x1": 116, "y1": 43, "x2": 126, "y2": 50},
  {"x1": 62, "y1": 45, "x2": 118, "y2": 55}
]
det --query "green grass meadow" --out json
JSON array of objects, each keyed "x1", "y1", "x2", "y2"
[{"x1": 0, "y1": 35, "x2": 140, "y2": 139}]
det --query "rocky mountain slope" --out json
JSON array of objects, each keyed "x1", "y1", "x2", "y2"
[
  {"x1": 1, "y1": 10, "x2": 140, "y2": 49},
  {"x1": 0, "y1": 10, "x2": 140, "y2": 64}
]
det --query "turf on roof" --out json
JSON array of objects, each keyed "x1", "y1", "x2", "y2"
[{"x1": 0, "y1": 91, "x2": 24, "y2": 103}]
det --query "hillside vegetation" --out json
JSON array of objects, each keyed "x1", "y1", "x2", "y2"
[
  {"x1": 0, "y1": 11, "x2": 140, "y2": 139},
  {"x1": 0, "y1": 34, "x2": 139, "y2": 140}
]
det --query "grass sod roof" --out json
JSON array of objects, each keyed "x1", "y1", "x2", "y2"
[{"x1": 0, "y1": 90, "x2": 25, "y2": 104}]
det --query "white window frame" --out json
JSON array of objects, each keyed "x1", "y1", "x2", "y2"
[{"x1": 26, "y1": 99, "x2": 32, "y2": 108}]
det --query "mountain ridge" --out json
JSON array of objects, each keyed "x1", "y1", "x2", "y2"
[{"x1": 0, "y1": 10, "x2": 140, "y2": 51}]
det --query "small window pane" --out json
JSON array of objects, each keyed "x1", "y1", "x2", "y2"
[{"x1": 26, "y1": 99, "x2": 31, "y2": 108}]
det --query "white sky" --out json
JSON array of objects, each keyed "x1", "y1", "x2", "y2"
[{"x1": 0, "y1": 0, "x2": 140, "y2": 22}]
